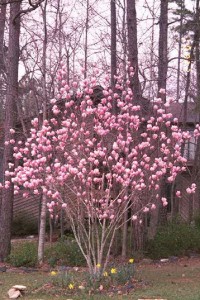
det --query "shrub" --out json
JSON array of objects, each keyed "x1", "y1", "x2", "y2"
[
  {"x1": 7, "y1": 241, "x2": 37, "y2": 267},
  {"x1": 147, "y1": 221, "x2": 200, "y2": 259},
  {"x1": 45, "y1": 236, "x2": 85, "y2": 267}
]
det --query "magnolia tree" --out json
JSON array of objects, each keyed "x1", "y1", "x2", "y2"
[{"x1": 4, "y1": 66, "x2": 200, "y2": 275}]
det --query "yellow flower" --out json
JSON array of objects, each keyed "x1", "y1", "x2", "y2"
[
  {"x1": 68, "y1": 283, "x2": 74, "y2": 289},
  {"x1": 110, "y1": 268, "x2": 117, "y2": 274},
  {"x1": 103, "y1": 271, "x2": 108, "y2": 277},
  {"x1": 129, "y1": 258, "x2": 134, "y2": 263},
  {"x1": 96, "y1": 263, "x2": 101, "y2": 268},
  {"x1": 50, "y1": 271, "x2": 57, "y2": 276}
]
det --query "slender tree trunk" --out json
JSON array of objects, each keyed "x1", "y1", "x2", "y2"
[
  {"x1": 195, "y1": 0, "x2": 200, "y2": 103},
  {"x1": 189, "y1": 0, "x2": 200, "y2": 222},
  {"x1": 37, "y1": 0, "x2": 48, "y2": 264},
  {"x1": 148, "y1": 0, "x2": 156, "y2": 100},
  {"x1": 111, "y1": 0, "x2": 117, "y2": 88},
  {"x1": 0, "y1": 3, "x2": 6, "y2": 120},
  {"x1": 127, "y1": 0, "x2": 141, "y2": 102},
  {"x1": 157, "y1": 0, "x2": 168, "y2": 102},
  {"x1": 126, "y1": 0, "x2": 145, "y2": 251},
  {"x1": 0, "y1": 3, "x2": 6, "y2": 73},
  {"x1": 122, "y1": 0, "x2": 127, "y2": 79},
  {"x1": 0, "y1": 0, "x2": 21, "y2": 261},
  {"x1": 38, "y1": 194, "x2": 47, "y2": 264},
  {"x1": 176, "y1": 0, "x2": 184, "y2": 101},
  {"x1": 84, "y1": 0, "x2": 89, "y2": 79},
  {"x1": 41, "y1": 0, "x2": 47, "y2": 120},
  {"x1": 153, "y1": 0, "x2": 169, "y2": 235},
  {"x1": 121, "y1": 209, "x2": 128, "y2": 258}
]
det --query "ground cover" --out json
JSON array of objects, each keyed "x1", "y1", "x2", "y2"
[{"x1": 0, "y1": 257, "x2": 200, "y2": 299}]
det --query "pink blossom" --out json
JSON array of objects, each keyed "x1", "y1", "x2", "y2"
[
  {"x1": 159, "y1": 88, "x2": 166, "y2": 94},
  {"x1": 143, "y1": 207, "x2": 149, "y2": 213},
  {"x1": 132, "y1": 215, "x2": 137, "y2": 221},
  {"x1": 10, "y1": 128, "x2": 15, "y2": 134}
]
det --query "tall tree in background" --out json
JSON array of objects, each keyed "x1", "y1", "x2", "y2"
[
  {"x1": 157, "y1": 0, "x2": 168, "y2": 101},
  {"x1": 176, "y1": 0, "x2": 185, "y2": 101},
  {"x1": 154, "y1": 0, "x2": 169, "y2": 230},
  {"x1": 127, "y1": 0, "x2": 141, "y2": 102},
  {"x1": 111, "y1": 0, "x2": 117, "y2": 88},
  {"x1": 0, "y1": 4, "x2": 6, "y2": 75},
  {"x1": 0, "y1": 0, "x2": 21, "y2": 261},
  {"x1": 190, "y1": 0, "x2": 200, "y2": 221},
  {"x1": 0, "y1": 4, "x2": 7, "y2": 120}
]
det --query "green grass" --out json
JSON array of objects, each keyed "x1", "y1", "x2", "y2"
[{"x1": 1, "y1": 258, "x2": 200, "y2": 299}]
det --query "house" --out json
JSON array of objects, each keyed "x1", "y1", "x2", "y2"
[{"x1": 165, "y1": 102, "x2": 200, "y2": 222}]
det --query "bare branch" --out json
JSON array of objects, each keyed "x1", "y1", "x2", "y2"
[{"x1": 13, "y1": 0, "x2": 44, "y2": 24}]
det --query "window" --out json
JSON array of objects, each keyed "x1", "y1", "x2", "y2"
[{"x1": 183, "y1": 134, "x2": 197, "y2": 161}]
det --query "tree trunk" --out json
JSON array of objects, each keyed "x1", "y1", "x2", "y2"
[
  {"x1": 111, "y1": 0, "x2": 117, "y2": 88},
  {"x1": 195, "y1": 0, "x2": 200, "y2": 104},
  {"x1": 38, "y1": 194, "x2": 47, "y2": 264},
  {"x1": 0, "y1": 3, "x2": 6, "y2": 73},
  {"x1": 176, "y1": 0, "x2": 185, "y2": 101},
  {"x1": 41, "y1": 0, "x2": 47, "y2": 121},
  {"x1": 132, "y1": 220, "x2": 144, "y2": 251},
  {"x1": 84, "y1": 0, "x2": 89, "y2": 79},
  {"x1": 157, "y1": 0, "x2": 168, "y2": 101},
  {"x1": 0, "y1": 0, "x2": 21, "y2": 261},
  {"x1": 189, "y1": 0, "x2": 200, "y2": 222},
  {"x1": 121, "y1": 209, "x2": 128, "y2": 258},
  {"x1": 127, "y1": 0, "x2": 141, "y2": 102},
  {"x1": 37, "y1": 0, "x2": 48, "y2": 264}
]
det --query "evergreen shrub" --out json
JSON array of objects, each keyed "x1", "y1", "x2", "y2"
[{"x1": 147, "y1": 221, "x2": 200, "y2": 259}]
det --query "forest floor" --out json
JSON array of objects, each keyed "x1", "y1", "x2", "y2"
[{"x1": 0, "y1": 256, "x2": 200, "y2": 300}]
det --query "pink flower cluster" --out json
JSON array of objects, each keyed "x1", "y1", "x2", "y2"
[
  {"x1": 186, "y1": 183, "x2": 196, "y2": 194},
  {"x1": 4, "y1": 68, "x2": 197, "y2": 222}
]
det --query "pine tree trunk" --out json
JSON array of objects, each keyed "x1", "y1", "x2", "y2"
[
  {"x1": 0, "y1": 4, "x2": 6, "y2": 73},
  {"x1": 111, "y1": 0, "x2": 117, "y2": 88},
  {"x1": 0, "y1": 1, "x2": 20, "y2": 261},
  {"x1": 127, "y1": 0, "x2": 141, "y2": 102},
  {"x1": 157, "y1": 0, "x2": 168, "y2": 101}
]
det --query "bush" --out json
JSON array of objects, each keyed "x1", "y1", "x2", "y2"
[
  {"x1": 45, "y1": 236, "x2": 86, "y2": 267},
  {"x1": 147, "y1": 221, "x2": 200, "y2": 259},
  {"x1": 7, "y1": 241, "x2": 37, "y2": 267}
]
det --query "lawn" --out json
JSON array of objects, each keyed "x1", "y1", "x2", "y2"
[{"x1": 1, "y1": 257, "x2": 200, "y2": 300}]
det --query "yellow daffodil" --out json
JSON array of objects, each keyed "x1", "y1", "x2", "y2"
[
  {"x1": 111, "y1": 268, "x2": 117, "y2": 274},
  {"x1": 96, "y1": 263, "x2": 101, "y2": 268},
  {"x1": 103, "y1": 271, "x2": 108, "y2": 277},
  {"x1": 68, "y1": 283, "x2": 74, "y2": 289},
  {"x1": 50, "y1": 271, "x2": 57, "y2": 276},
  {"x1": 129, "y1": 258, "x2": 134, "y2": 263}
]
